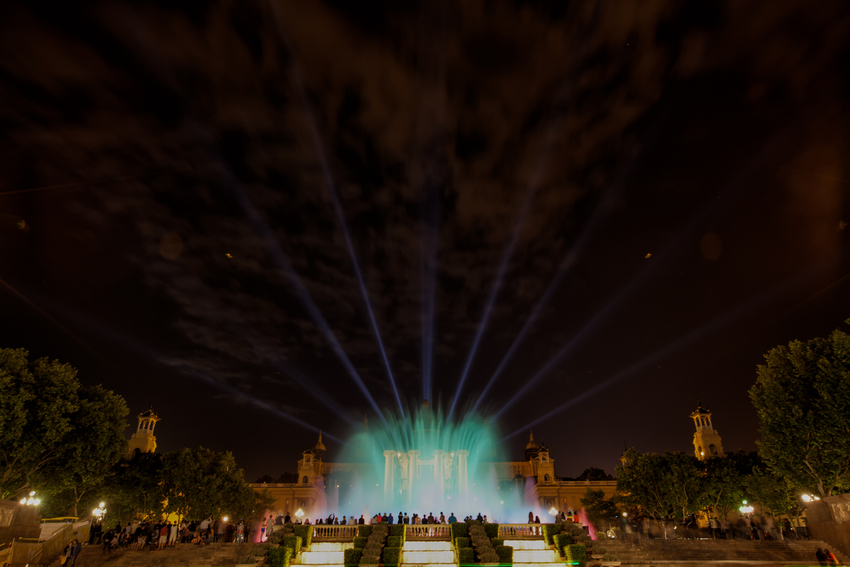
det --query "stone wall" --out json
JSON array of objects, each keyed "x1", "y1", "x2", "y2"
[{"x1": 807, "y1": 493, "x2": 850, "y2": 557}]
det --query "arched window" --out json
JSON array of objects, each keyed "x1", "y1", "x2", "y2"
[
  {"x1": 698, "y1": 446, "x2": 704, "y2": 456},
  {"x1": 544, "y1": 474, "x2": 550, "y2": 482},
  {"x1": 709, "y1": 444, "x2": 718, "y2": 455},
  {"x1": 302, "y1": 476, "x2": 309, "y2": 485}
]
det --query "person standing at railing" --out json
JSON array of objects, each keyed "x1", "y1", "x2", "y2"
[{"x1": 448, "y1": 513, "x2": 456, "y2": 524}]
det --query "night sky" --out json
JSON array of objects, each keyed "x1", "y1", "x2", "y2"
[{"x1": 1, "y1": 1, "x2": 849, "y2": 484}]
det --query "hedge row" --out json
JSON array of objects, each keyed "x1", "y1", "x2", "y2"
[
  {"x1": 553, "y1": 534, "x2": 574, "y2": 558},
  {"x1": 344, "y1": 548, "x2": 363, "y2": 567},
  {"x1": 382, "y1": 546, "x2": 401, "y2": 566},
  {"x1": 457, "y1": 547, "x2": 475, "y2": 565},
  {"x1": 387, "y1": 535, "x2": 403, "y2": 548},
  {"x1": 358, "y1": 525, "x2": 373, "y2": 538},
  {"x1": 455, "y1": 537, "x2": 470, "y2": 548},
  {"x1": 495, "y1": 545, "x2": 513, "y2": 565},
  {"x1": 283, "y1": 535, "x2": 302, "y2": 559},
  {"x1": 292, "y1": 525, "x2": 313, "y2": 548},
  {"x1": 564, "y1": 544, "x2": 586, "y2": 567},
  {"x1": 269, "y1": 547, "x2": 293, "y2": 567}
]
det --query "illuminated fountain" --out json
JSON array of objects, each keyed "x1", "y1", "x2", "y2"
[{"x1": 328, "y1": 400, "x2": 530, "y2": 522}]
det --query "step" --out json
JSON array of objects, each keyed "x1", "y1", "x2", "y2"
[
  {"x1": 310, "y1": 542, "x2": 354, "y2": 552},
  {"x1": 404, "y1": 541, "x2": 453, "y2": 551},
  {"x1": 299, "y1": 551, "x2": 346, "y2": 564},
  {"x1": 402, "y1": 564, "x2": 456, "y2": 567},
  {"x1": 402, "y1": 550, "x2": 455, "y2": 563},
  {"x1": 511, "y1": 549, "x2": 561, "y2": 562},
  {"x1": 503, "y1": 540, "x2": 547, "y2": 550}
]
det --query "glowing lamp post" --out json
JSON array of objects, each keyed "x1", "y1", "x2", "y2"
[
  {"x1": 295, "y1": 509, "x2": 304, "y2": 520},
  {"x1": 549, "y1": 507, "x2": 558, "y2": 517},
  {"x1": 93, "y1": 502, "x2": 106, "y2": 522},
  {"x1": 801, "y1": 494, "x2": 820, "y2": 502},
  {"x1": 738, "y1": 500, "x2": 754, "y2": 514},
  {"x1": 20, "y1": 491, "x2": 41, "y2": 506}
]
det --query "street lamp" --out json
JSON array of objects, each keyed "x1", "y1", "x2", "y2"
[
  {"x1": 295, "y1": 509, "x2": 304, "y2": 519},
  {"x1": 20, "y1": 491, "x2": 41, "y2": 506},
  {"x1": 801, "y1": 494, "x2": 820, "y2": 502},
  {"x1": 739, "y1": 500, "x2": 753, "y2": 514},
  {"x1": 93, "y1": 502, "x2": 106, "y2": 521}
]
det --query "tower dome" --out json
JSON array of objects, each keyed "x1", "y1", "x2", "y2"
[
  {"x1": 313, "y1": 432, "x2": 327, "y2": 460},
  {"x1": 524, "y1": 430, "x2": 540, "y2": 460}
]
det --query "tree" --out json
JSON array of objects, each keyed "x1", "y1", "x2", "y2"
[
  {"x1": 745, "y1": 467, "x2": 805, "y2": 530},
  {"x1": 616, "y1": 449, "x2": 707, "y2": 537},
  {"x1": 750, "y1": 328, "x2": 850, "y2": 497},
  {"x1": 100, "y1": 452, "x2": 166, "y2": 526},
  {"x1": 703, "y1": 451, "x2": 761, "y2": 520},
  {"x1": 0, "y1": 348, "x2": 128, "y2": 500},
  {"x1": 576, "y1": 467, "x2": 615, "y2": 481},
  {"x1": 580, "y1": 488, "x2": 619, "y2": 532},
  {"x1": 159, "y1": 447, "x2": 269, "y2": 521}
]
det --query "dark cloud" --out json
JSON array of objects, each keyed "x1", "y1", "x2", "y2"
[{"x1": 0, "y1": 0, "x2": 848, "y2": 479}]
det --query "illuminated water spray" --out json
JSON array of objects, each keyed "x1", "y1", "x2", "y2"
[{"x1": 329, "y1": 401, "x2": 532, "y2": 522}]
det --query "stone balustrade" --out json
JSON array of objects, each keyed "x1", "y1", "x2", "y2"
[
  {"x1": 405, "y1": 524, "x2": 452, "y2": 540},
  {"x1": 312, "y1": 525, "x2": 358, "y2": 541}
]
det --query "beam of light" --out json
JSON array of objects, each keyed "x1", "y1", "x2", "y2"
[
  {"x1": 494, "y1": 136, "x2": 786, "y2": 419},
  {"x1": 421, "y1": 181, "x2": 439, "y2": 402},
  {"x1": 176, "y1": 364, "x2": 345, "y2": 444},
  {"x1": 502, "y1": 256, "x2": 837, "y2": 440},
  {"x1": 271, "y1": 359, "x2": 358, "y2": 427},
  {"x1": 471, "y1": 150, "x2": 639, "y2": 414},
  {"x1": 0, "y1": 275, "x2": 99, "y2": 358},
  {"x1": 267, "y1": 3, "x2": 404, "y2": 421},
  {"x1": 50, "y1": 303, "x2": 356, "y2": 433}
]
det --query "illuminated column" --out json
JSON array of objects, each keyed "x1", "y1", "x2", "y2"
[
  {"x1": 458, "y1": 450, "x2": 469, "y2": 496},
  {"x1": 384, "y1": 450, "x2": 395, "y2": 505},
  {"x1": 408, "y1": 450, "x2": 419, "y2": 506}
]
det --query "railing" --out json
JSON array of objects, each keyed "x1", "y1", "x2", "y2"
[
  {"x1": 498, "y1": 524, "x2": 544, "y2": 539},
  {"x1": 405, "y1": 525, "x2": 451, "y2": 540},
  {"x1": 312, "y1": 525, "x2": 358, "y2": 541}
]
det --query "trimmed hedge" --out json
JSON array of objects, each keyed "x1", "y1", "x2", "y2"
[
  {"x1": 360, "y1": 555, "x2": 380, "y2": 566},
  {"x1": 483, "y1": 524, "x2": 499, "y2": 539},
  {"x1": 564, "y1": 544, "x2": 586, "y2": 567},
  {"x1": 457, "y1": 547, "x2": 475, "y2": 565},
  {"x1": 553, "y1": 534, "x2": 574, "y2": 557},
  {"x1": 455, "y1": 537, "x2": 470, "y2": 548},
  {"x1": 451, "y1": 522, "x2": 469, "y2": 542},
  {"x1": 293, "y1": 525, "x2": 313, "y2": 548},
  {"x1": 358, "y1": 525, "x2": 373, "y2": 538},
  {"x1": 491, "y1": 538, "x2": 504, "y2": 548},
  {"x1": 541, "y1": 523, "x2": 562, "y2": 546},
  {"x1": 495, "y1": 545, "x2": 513, "y2": 565},
  {"x1": 270, "y1": 546, "x2": 293, "y2": 567},
  {"x1": 389, "y1": 524, "x2": 405, "y2": 538},
  {"x1": 283, "y1": 535, "x2": 303, "y2": 558},
  {"x1": 344, "y1": 548, "x2": 363, "y2": 567},
  {"x1": 382, "y1": 546, "x2": 401, "y2": 566},
  {"x1": 387, "y1": 536, "x2": 402, "y2": 548},
  {"x1": 354, "y1": 536, "x2": 367, "y2": 548}
]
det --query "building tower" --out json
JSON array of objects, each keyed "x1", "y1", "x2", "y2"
[
  {"x1": 126, "y1": 406, "x2": 160, "y2": 459},
  {"x1": 690, "y1": 403, "x2": 724, "y2": 460},
  {"x1": 524, "y1": 430, "x2": 540, "y2": 461}
]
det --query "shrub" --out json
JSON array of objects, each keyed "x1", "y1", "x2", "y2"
[
  {"x1": 491, "y1": 538, "x2": 504, "y2": 548},
  {"x1": 479, "y1": 550, "x2": 500, "y2": 563},
  {"x1": 455, "y1": 537, "x2": 470, "y2": 548},
  {"x1": 344, "y1": 548, "x2": 363, "y2": 567},
  {"x1": 359, "y1": 555, "x2": 380, "y2": 566},
  {"x1": 358, "y1": 525, "x2": 373, "y2": 538},
  {"x1": 293, "y1": 525, "x2": 313, "y2": 548},
  {"x1": 553, "y1": 534, "x2": 574, "y2": 557},
  {"x1": 283, "y1": 535, "x2": 302, "y2": 557},
  {"x1": 387, "y1": 536, "x2": 402, "y2": 548},
  {"x1": 269, "y1": 547, "x2": 293, "y2": 567},
  {"x1": 603, "y1": 553, "x2": 619, "y2": 561},
  {"x1": 564, "y1": 544, "x2": 586, "y2": 567},
  {"x1": 542, "y1": 523, "x2": 563, "y2": 546},
  {"x1": 451, "y1": 522, "x2": 469, "y2": 542},
  {"x1": 483, "y1": 524, "x2": 499, "y2": 539},
  {"x1": 495, "y1": 545, "x2": 513, "y2": 565},
  {"x1": 458, "y1": 547, "x2": 475, "y2": 565},
  {"x1": 354, "y1": 537, "x2": 367, "y2": 548},
  {"x1": 268, "y1": 531, "x2": 287, "y2": 545},
  {"x1": 252, "y1": 546, "x2": 269, "y2": 556},
  {"x1": 382, "y1": 546, "x2": 401, "y2": 566},
  {"x1": 389, "y1": 525, "x2": 405, "y2": 538}
]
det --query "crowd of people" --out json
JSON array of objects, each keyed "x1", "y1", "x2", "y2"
[{"x1": 88, "y1": 517, "x2": 255, "y2": 552}]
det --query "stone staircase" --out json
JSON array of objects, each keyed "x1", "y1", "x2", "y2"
[
  {"x1": 293, "y1": 541, "x2": 354, "y2": 567},
  {"x1": 401, "y1": 540, "x2": 455, "y2": 567},
  {"x1": 504, "y1": 538, "x2": 562, "y2": 567},
  {"x1": 45, "y1": 541, "x2": 259, "y2": 567},
  {"x1": 599, "y1": 538, "x2": 848, "y2": 566}
]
